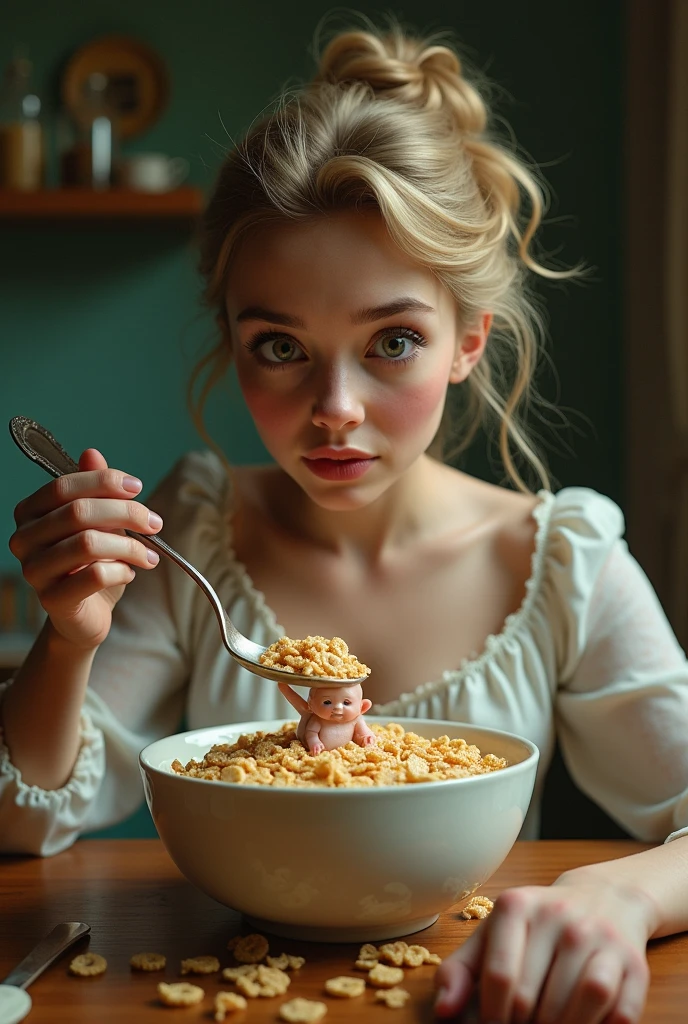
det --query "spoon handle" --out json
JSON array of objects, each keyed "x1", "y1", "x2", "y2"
[
  {"x1": 9, "y1": 416, "x2": 80, "y2": 477},
  {"x1": 2, "y1": 922, "x2": 91, "y2": 989}
]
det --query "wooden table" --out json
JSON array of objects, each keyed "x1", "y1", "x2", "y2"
[{"x1": 1, "y1": 839, "x2": 687, "y2": 1022}]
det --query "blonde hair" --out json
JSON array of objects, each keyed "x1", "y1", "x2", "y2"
[{"x1": 191, "y1": 16, "x2": 577, "y2": 492}]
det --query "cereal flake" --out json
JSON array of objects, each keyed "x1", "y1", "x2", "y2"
[
  {"x1": 69, "y1": 953, "x2": 107, "y2": 977},
  {"x1": 324, "y1": 976, "x2": 366, "y2": 998},
  {"x1": 158, "y1": 982, "x2": 204, "y2": 1006},
  {"x1": 279, "y1": 997, "x2": 328, "y2": 1022},
  {"x1": 215, "y1": 991, "x2": 248, "y2": 1019},
  {"x1": 375, "y1": 987, "x2": 410, "y2": 1008},
  {"x1": 130, "y1": 951, "x2": 166, "y2": 971}
]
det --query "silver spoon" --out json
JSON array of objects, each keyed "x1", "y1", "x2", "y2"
[
  {"x1": 9, "y1": 417, "x2": 367, "y2": 688},
  {"x1": 0, "y1": 922, "x2": 90, "y2": 1024}
]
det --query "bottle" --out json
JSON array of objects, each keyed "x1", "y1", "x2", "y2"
[
  {"x1": 0, "y1": 57, "x2": 44, "y2": 191},
  {"x1": 60, "y1": 73, "x2": 118, "y2": 190}
]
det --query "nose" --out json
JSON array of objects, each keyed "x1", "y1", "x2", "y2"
[{"x1": 311, "y1": 362, "x2": 365, "y2": 432}]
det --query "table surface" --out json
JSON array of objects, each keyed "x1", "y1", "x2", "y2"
[{"x1": 1, "y1": 839, "x2": 687, "y2": 1022}]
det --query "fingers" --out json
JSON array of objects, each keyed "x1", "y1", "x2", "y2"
[
  {"x1": 12, "y1": 495, "x2": 161, "y2": 558},
  {"x1": 21, "y1": 529, "x2": 160, "y2": 596},
  {"x1": 478, "y1": 889, "x2": 531, "y2": 1023},
  {"x1": 441, "y1": 889, "x2": 651, "y2": 1024},
  {"x1": 78, "y1": 447, "x2": 109, "y2": 473},
  {"x1": 434, "y1": 926, "x2": 483, "y2": 1018},
  {"x1": 13, "y1": 460, "x2": 144, "y2": 528},
  {"x1": 549, "y1": 946, "x2": 624, "y2": 1024},
  {"x1": 605, "y1": 956, "x2": 650, "y2": 1024},
  {"x1": 40, "y1": 558, "x2": 140, "y2": 612}
]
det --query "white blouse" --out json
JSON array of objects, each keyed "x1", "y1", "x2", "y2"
[{"x1": 2, "y1": 450, "x2": 688, "y2": 857}]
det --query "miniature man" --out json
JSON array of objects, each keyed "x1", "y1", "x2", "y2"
[{"x1": 278, "y1": 681, "x2": 377, "y2": 755}]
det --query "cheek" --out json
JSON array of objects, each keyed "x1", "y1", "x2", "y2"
[
  {"x1": 238, "y1": 373, "x2": 301, "y2": 437},
  {"x1": 375, "y1": 371, "x2": 449, "y2": 436}
]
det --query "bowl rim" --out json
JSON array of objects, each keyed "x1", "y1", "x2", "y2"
[{"x1": 139, "y1": 716, "x2": 540, "y2": 797}]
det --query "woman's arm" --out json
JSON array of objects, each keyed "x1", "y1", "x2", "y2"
[{"x1": 561, "y1": 834, "x2": 688, "y2": 940}]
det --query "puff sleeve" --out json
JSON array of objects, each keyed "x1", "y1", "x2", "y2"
[{"x1": 548, "y1": 488, "x2": 688, "y2": 843}]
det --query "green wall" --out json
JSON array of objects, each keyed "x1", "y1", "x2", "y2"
[{"x1": 1, "y1": 0, "x2": 623, "y2": 838}]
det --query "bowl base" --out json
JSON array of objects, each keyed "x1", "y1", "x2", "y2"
[{"x1": 242, "y1": 912, "x2": 440, "y2": 944}]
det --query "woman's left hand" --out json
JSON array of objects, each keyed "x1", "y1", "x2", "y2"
[{"x1": 434, "y1": 870, "x2": 658, "y2": 1024}]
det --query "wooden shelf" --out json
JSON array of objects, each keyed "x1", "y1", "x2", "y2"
[{"x1": 0, "y1": 186, "x2": 204, "y2": 220}]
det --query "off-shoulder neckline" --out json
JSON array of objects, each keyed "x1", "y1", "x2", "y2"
[{"x1": 216, "y1": 465, "x2": 556, "y2": 712}]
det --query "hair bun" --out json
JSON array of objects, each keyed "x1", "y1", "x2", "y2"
[{"x1": 316, "y1": 28, "x2": 486, "y2": 135}]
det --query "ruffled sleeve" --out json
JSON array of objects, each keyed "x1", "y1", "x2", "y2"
[
  {"x1": 0, "y1": 450, "x2": 232, "y2": 855},
  {"x1": 548, "y1": 488, "x2": 688, "y2": 842},
  {"x1": 0, "y1": 679, "x2": 105, "y2": 855}
]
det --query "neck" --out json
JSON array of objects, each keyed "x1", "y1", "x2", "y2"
[{"x1": 267, "y1": 454, "x2": 450, "y2": 562}]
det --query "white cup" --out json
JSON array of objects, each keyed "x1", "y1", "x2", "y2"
[{"x1": 122, "y1": 152, "x2": 189, "y2": 192}]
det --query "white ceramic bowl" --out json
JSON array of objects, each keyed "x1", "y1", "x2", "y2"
[{"x1": 140, "y1": 717, "x2": 538, "y2": 942}]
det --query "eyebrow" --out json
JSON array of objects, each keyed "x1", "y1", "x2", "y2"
[{"x1": 235, "y1": 297, "x2": 436, "y2": 327}]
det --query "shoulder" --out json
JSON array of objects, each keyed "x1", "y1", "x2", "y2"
[
  {"x1": 143, "y1": 449, "x2": 234, "y2": 560},
  {"x1": 543, "y1": 486, "x2": 626, "y2": 576},
  {"x1": 146, "y1": 449, "x2": 231, "y2": 513}
]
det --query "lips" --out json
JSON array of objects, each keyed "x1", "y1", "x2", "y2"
[
  {"x1": 303, "y1": 447, "x2": 375, "y2": 461},
  {"x1": 302, "y1": 456, "x2": 377, "y2": 482}
]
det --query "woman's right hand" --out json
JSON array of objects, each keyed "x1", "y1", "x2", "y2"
[{"x1": 9, "y1": 447, "x2": 163, "y2": 651}]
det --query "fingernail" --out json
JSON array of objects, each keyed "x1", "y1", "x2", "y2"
[
  {"x1": 123, "y1": 476, "x2": 142, "y2": 493},
  {"x1": 147, "y1": 549, "x2": 160, "y2": 565},
  {"x1": 148, "y1": 512, "x2": 163, "y2": 530}
]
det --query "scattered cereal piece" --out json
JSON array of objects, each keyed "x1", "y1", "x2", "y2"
[
  {"x1": 324, "y1": 976, "x2": 366, "y2": 998},
  {"x1": 215, "y1": 991, "x2": 248, "y2": 1019},
  {"x1": 359, "y1": 943, "x2": 379, "y2": 960},
  {"x1": 355, "y1": 958, "x2": 379, "y2": 970},
  {"x1": 267, "y1": 954, "x2": 290, "y2": 971},
  {"x1": 279, "y1": 997, "x2": 328, "y2": 1022},
  {"x1": 227, "y1": 936, "x2": 242, "y2": 952},
  {"x1": 223, "y1": 965, "x2": 259, "y2": 981},
  {"x1": 181, "y1": 955, "x2": 220, "y2": 975},
  {"x1": 236, "y1": 965, "x2": 291, "y2": 998},
  {"x1": 69, "y1": 953, "x2": 107, "y2": 977},
  {"x1": 235, "y1": 976, "x2": 261, "y2": 999},
  {"x1": 375, "y1": 987, "x2": 410, "y2": 1008},
  {"x1": 130, "y1": 951, "x2": 166, "y2": 971},
  {"x1": 256, "y1": 964, "x2": 291, "y2": 995},
  {"x1": 423, "y1": 952, "x2": 442, "y2": 965},
  {"x1": 460, "y1": 895, "x2": 495, "y2": 920},
  {"x1": 367, "y1": 963, "x2": 404, "y2": 988},
  {"x1": 378, "y1": 942, "x2": 408, "y2": 967},
  {"x1": 172, "y1": 723, "x2": 506, "y2": 788},
  {"x1": 158, "y1": 982, "x2": 204, "y2": 1007},
  {"x1": 285, "y1": 954, "x2": 306, "y2": 970},
  {"x1": 233, "y1": 933, "x2": 269, "y2": 963},
  {"x1": 401, "y1": 945, "x2": 426, "y2": 968},
  {"x1": 259, "y1": 635, "x2": 370, "y2": 680}
]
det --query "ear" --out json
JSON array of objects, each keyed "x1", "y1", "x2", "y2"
[
  {"x1": 448, "y1": 312, "x2": 492, "y2": 385},
  {"x1": 360, "y1": 698, "x2": 372, "y2": 714}
]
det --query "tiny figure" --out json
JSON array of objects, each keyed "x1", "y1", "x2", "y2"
[{"x1": 278, "y1": 681, "x2": 377, "y2": 754}]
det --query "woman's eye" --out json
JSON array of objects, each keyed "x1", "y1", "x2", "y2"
[
  {"x1": 369, "y1": 329, "x2": 425, "y2": 360},
  {"x1": 261, "y1": 338, "x2": 305, "y2": 363}
]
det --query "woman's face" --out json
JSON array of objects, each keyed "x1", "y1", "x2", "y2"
[{"x1": 225, "y1": 209, "x2": 487, "y2": 511}]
